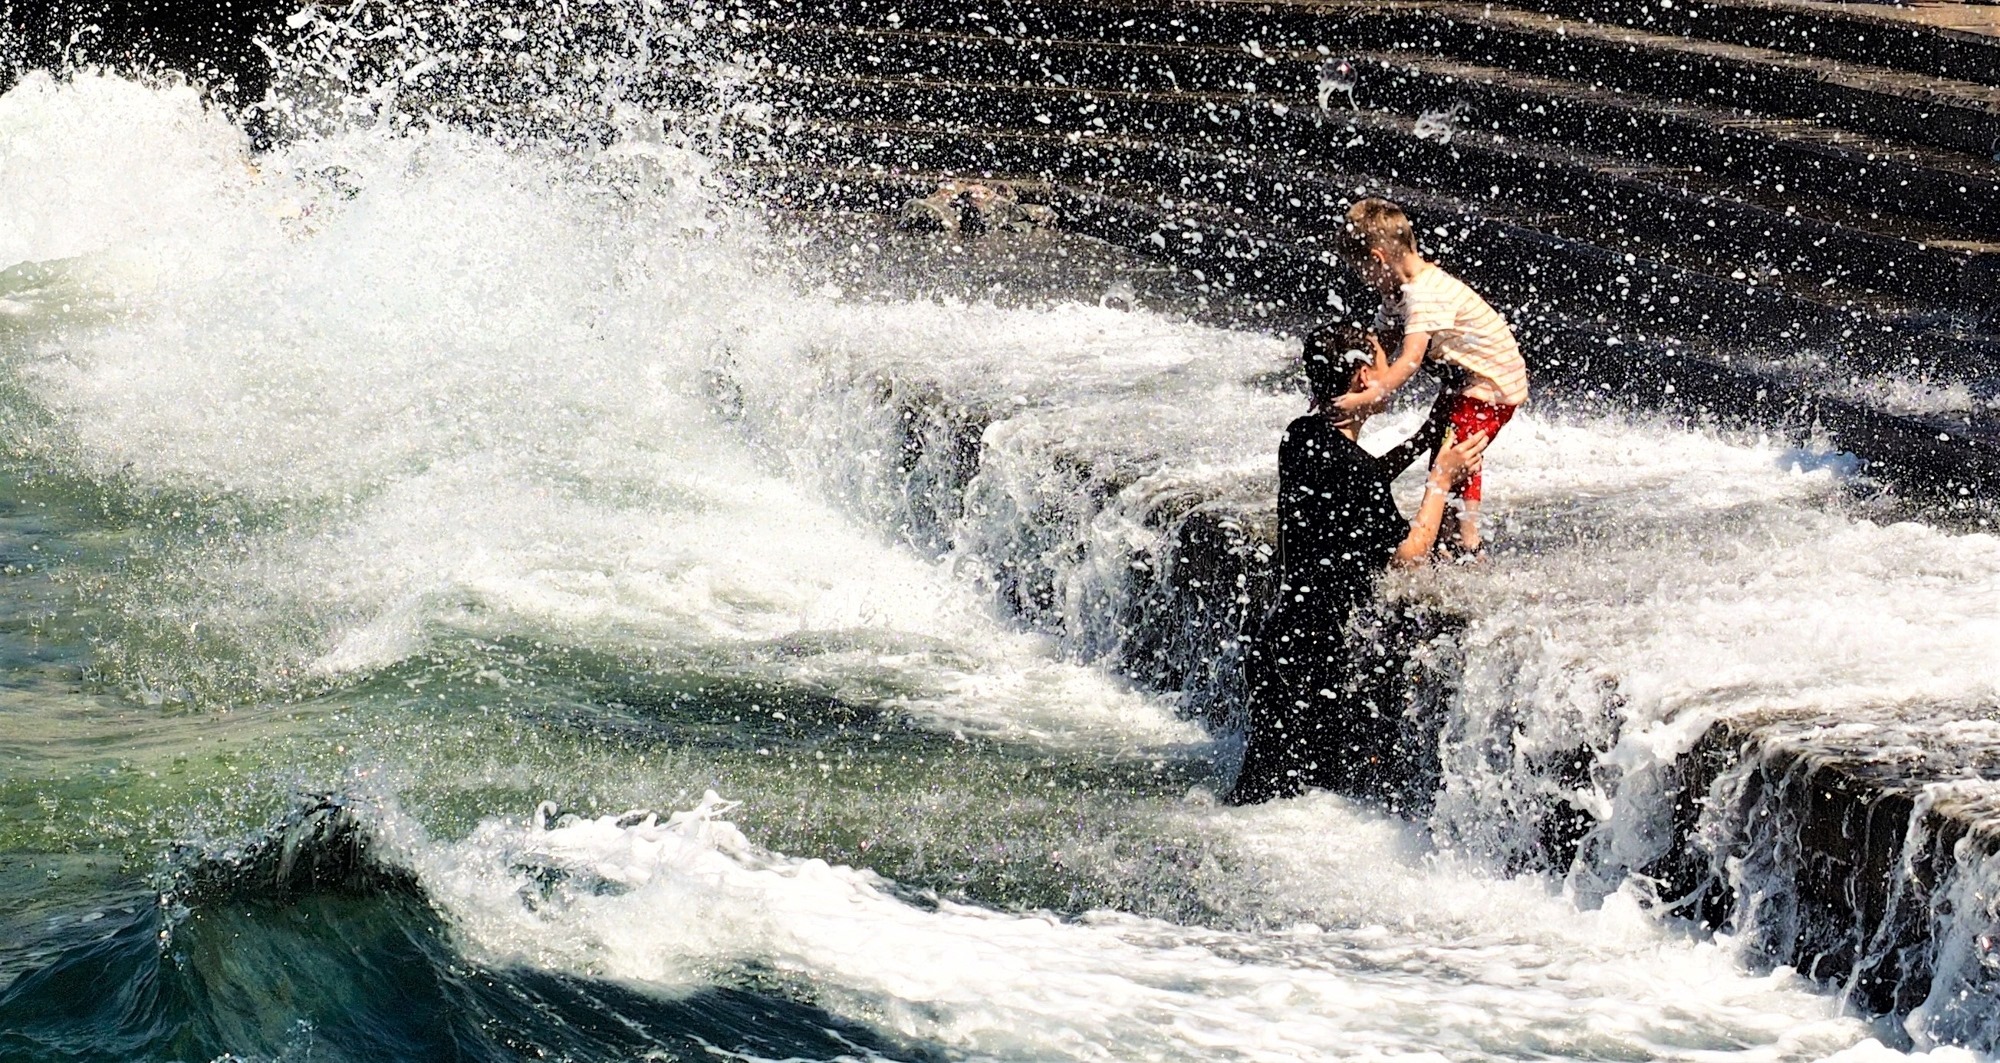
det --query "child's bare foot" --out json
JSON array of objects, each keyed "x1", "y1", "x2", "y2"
[
  {"x1": 1455, "y1": 503, "x2": 1483, "y2": 557},
  {"x1": 1452, "y1": 520, "x2": 1486, "y2": 563}
]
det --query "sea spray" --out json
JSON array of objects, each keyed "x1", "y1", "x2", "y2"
[{"x1": 3, "y1": 12, "x2": 2000, "y2": 1055}]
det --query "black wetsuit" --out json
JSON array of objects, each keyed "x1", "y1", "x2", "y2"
[{"x1": 1228, "y1": 402, "x2": 1448, "y2": 806}]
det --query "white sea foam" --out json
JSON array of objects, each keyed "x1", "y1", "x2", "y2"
[
  {"x1": 1397, "y1": 414, "x2": 2000, "y2": 870},
  {"x1": 0, "y1": 74, "x2": 1205, "y2": 750},
  {"x1": 0, "y1": 72, "x2": 261, "y2": 268},
  {"x1": 394, "y1": 793, "x2": 1969, "y2": 1062}
]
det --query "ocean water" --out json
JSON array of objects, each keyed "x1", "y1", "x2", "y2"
[{"x1": 1, "y1": 50, "x2": 1998, "y2": 1063}]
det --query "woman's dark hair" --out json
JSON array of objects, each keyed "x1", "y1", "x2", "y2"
[{"x1": 1300, "y1": 323, "x2": 1372, "y2": 402}]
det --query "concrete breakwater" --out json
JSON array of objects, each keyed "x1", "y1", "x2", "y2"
[
  {"x1": 728, "y1": 0, "x2": 2000, "y2": 1032},
  {"x1": 753, "y1": 260, "x2": 2000, "y2": 1033},
  {"x1": 736, "y1": 1, "x2": 2000, "y2": 1014},
  {"x1": 731, "y1": 0, "x2": 2000, "y2": 507}
]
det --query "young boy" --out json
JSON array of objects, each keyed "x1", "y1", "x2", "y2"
[{"x1": 1332, "y1": 197, "x2": 1528, "y2": 555}]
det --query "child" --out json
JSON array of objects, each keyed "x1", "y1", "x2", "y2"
[{"x1": 1332, "y1": 197, "x2": 1528, "y2": 555}]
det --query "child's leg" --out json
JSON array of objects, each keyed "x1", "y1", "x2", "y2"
[
  {"x1": 1456, "y1": 497, "x2": 1483, "y2": 553},
  {"x1": 1445, "y1": 397, "x2": 1517, "y2": 552}
]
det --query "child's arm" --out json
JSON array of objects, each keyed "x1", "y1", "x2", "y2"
[
  {"x1": 1332, "y1": 330, "x2": 1431, "y2": 414},
  {"x1": 1375, "y1": 386, "x2": 1456, "y2": 476}
]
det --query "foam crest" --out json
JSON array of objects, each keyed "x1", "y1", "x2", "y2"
[
  {"x1": 401, "y1": 793, "x2": 1926, "y2": 1062},
  {"x1": 1413, "y1": 414, "x2": 2000, "y2": 867},
  {"x1": 23, "y1": 126, "x2": 740, "y2": 499}
]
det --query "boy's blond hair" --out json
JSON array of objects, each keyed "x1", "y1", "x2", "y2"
[{"x1": 1341, "y1": 197, "x2": 1418, "y2": 259}]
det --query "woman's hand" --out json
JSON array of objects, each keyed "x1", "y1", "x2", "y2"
[
  {"x1": 1330, "y1": 384, "x2": 1387, "y2": 420},
  {"x1": 1430, "y1": 431, "x2": 1490, "y2": 487},
  {"x1": 1365, "y1": 332, "x2": 1391, "y2": 364},
  {"x1": 1391, "y1": 430, "x2": 1491, "y2": 568}
]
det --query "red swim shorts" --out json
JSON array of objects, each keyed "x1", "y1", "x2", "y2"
[{"x1": 1444, "y1": 396, "x2": 1517, "y2": 503}]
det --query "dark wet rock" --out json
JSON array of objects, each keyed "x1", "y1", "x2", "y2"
[
  {"x1": 897, "y1": 192, "x2": 963, "y2": 233},
  {"x1": 1653, "y1": 714, "x2": 2000, "y2": 1020},
  {"x1": 896, "y1": 181, "x2": 1058, "y2": 234},
  {"x1": 977, "y1": 197, "x2": 1056, "y2": 234}
]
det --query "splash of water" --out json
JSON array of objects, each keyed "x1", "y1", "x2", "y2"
[{"x1": 5, "y1": 8, "x2": 2000, "y2": 1054}]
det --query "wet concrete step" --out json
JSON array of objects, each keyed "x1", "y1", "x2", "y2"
[
  {"x1": 741, "y1": 156, "x2": 2000, "y2": 503},
  {"x1": 728, "y1": 213, "x2": 2000, "y2": 1022},
  {"x1": 753, "y1": 25, "x2": 2000, "y2": 243},
  {"x1": 1654, "y1": 710, "x2": 2000, "y2": 1017},
  {"x1": 761, "y1": 70, "x2": 2000, "y2": 347},
  {"x1": 1396, "y1": 3, "x2": 2000, "y2": 162},
  {"x1": 744, "y1": 0, "x2": 2000, "y2": 160},
  {"x1": 1342, "y1": 53, "x2": 2000, "y2": 244},
  {"x1": 750, "y1": 18, "x2": 2000, "y2": 241},
  {"x1": 755, "y1": 106, "x2": 2000, "y2": 432},
  {"x1": 1512, "y1": 0, "x2": 2000, "y2": 86},
  {"x1": 752, "y1": 32, "x2": 2000, "y2": 311}
]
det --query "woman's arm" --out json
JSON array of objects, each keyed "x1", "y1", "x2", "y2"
[{"x1": 1391, "y1": 432, "x2": 1488, "y2": 567}]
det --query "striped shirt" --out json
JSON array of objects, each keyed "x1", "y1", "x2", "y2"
[{"x1": 1374, "y1": 265, "x2": 1529, "y2": 406}]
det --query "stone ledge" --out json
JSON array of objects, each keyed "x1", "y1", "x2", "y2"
[
  {"x1": 879, "y1": 351, "x2": 2000, "y2": 1030},
  {"x1": 757, "y1": 211, "x2": 2000, "y2": 1036},
  {"x1": 1660, "y1": 714, "x2": 2000, "y2": 1016}
]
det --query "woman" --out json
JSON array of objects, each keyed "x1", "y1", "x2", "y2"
[{"x1": 1227, "y1": 324, "x2": 1488, "y2": 806}]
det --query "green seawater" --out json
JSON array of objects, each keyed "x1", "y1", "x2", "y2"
[{"x1": 0, "y1": 444, "x2": 1238, "y2": 1061}]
